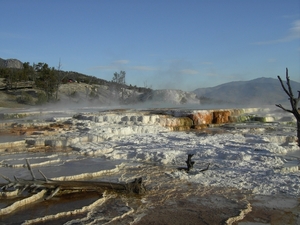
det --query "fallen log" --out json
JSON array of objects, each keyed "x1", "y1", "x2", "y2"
[
  {"x1": 0, "y1": 159, "x2": 146, "y2": 200},
  {"x1": 1, "y1": 178, "x2": 145, "y2": 194}
]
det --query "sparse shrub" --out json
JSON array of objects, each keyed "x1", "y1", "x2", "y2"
[
  {"x1": 36, "y1": 91, "x2": 47, "y2": 105},
  {"x1": 16, "y1": 91, "x2": 35, "y2": 105}
]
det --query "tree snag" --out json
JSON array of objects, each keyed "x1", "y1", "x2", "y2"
[
  {"x1": 177, "y1": 154, "x2": 195, "y2": 172},
  {"x1": 177, "y1": 154, "x2": 210, "y2": 173},
  {"x1": 275, "y1": 68, "x2": 300, "y2": 147},
  {"x1": 186, "y1": 154, "x2": 195, "y2": 171}
]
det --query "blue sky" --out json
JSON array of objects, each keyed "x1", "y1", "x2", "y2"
[{"x1": 1, "y1": 0, "x2": 299, "y2": 91}]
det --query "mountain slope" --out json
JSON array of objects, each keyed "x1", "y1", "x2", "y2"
[{"x1": 193, "y1": 77, "x2": 300, "y2": 105}]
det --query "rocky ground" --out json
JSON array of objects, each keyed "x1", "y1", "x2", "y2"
[{"x1": 0, "y1": 99, "x2": 299, "y2": 224}]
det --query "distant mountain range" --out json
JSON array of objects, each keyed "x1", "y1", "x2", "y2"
[{"x1": 192, "y1": 77, "x2": 300, "y2": 106}]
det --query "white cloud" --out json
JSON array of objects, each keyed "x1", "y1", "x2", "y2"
[
  {"x1": 285, "y1": 19, "x2": 300, "y2": 40},
  {"x1": 253, "y1": 19, "x2": 300, "y2": 45}
]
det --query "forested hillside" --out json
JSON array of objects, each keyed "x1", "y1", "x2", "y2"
[
  {"x1": 0, "y1": 59, "x2": 153, "y2": 107},
  {"x1": 0, "y1": 58, "x2": 199, "y2": 108}
]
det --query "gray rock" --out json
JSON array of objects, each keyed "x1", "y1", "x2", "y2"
[{"x1": 0, "y1": 58, "x2": 23, "y2": 69}]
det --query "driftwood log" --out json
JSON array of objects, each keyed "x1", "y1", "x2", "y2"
[{"x1": 0, "y1": 159, "x2": 146, "y2": 200}]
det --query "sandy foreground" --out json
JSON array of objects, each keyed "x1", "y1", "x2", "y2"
[{"x1": 0, "y1": 106, "x2": 299, "y2": 224}]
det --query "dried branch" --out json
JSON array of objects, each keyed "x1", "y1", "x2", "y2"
[
  {"x1": 199, "y1": 163, "x2": 210, "y2": 172},
  {"x1": 38, "y1": 170, "x2": 48, "y2": 182},
  {"x1": 26, "y1": 159, "x2": 36, "y2": 180},
  {"x1": 276, "y1": 69, "x2": 300, "y2": 116},
  {"x1": 0, "y1": 174, "x2": 12, "y2": 183},
  {"x1": 277, "y1": 76, "x2": 290, "y2": 97},
  {"x1": 285, "y1": 68, "x2": 294, "y2": 99},
  {"x1": 275, "y1": 104, "x2": 293, "y2": 113}
]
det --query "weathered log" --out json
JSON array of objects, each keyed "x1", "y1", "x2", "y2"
[
  {"x1": 1, "y1": 179, "x2": 142, "y2": 193},
  {"x1": 0, "y1": 159, "x2": 146, "y2": 200}
]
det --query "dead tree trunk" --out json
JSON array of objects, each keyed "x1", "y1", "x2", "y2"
[
  {"x1": 276, "y1": 68, "x2": 300, "y2": 147},
  {"x1": 177, "y1": 154, "x2": 210, "y2": 173},
  {"x1": 185, "y1": 154, "x2": 195, "y2": 171},
  {"x1": 0, "y1": 159, "x2": 146, "y2": 201}
]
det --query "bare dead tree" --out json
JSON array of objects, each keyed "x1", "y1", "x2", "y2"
[{"x1": 275, "y1": 68, "x2": 300, "y2": 147}]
